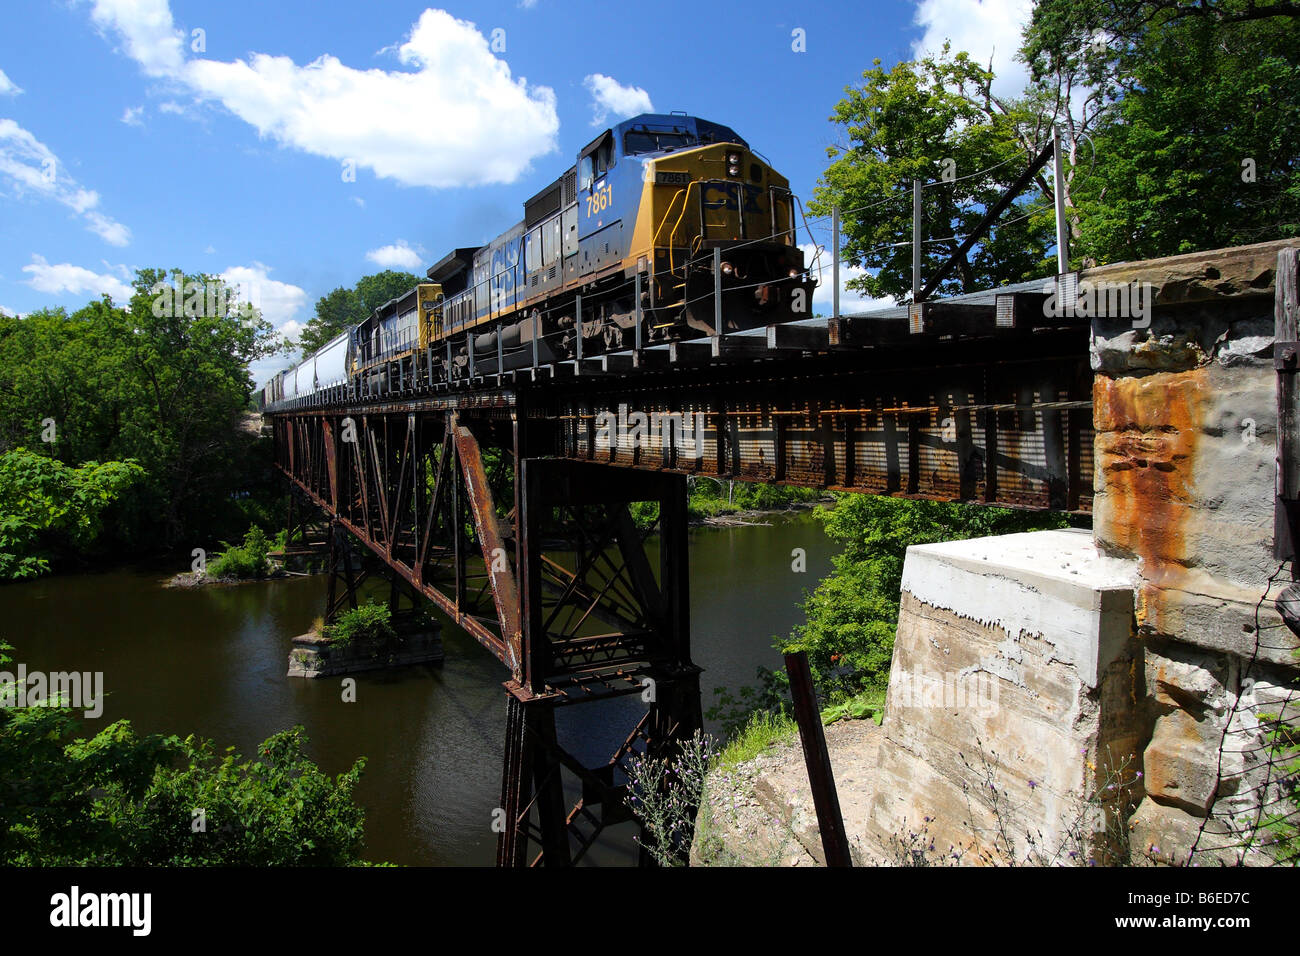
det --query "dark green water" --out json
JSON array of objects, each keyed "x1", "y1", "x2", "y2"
[{"x1": 1, "y1": 510, "x2": 835, "y2": 866}]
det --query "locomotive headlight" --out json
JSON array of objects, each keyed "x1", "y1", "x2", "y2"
[
  {"x1": 726, "y1": 151, "x2": 741, "y2": 177},
  {"x1": 788, "y1": 268, "x2": 799, "y2": 277},
  {"x1": 721, "y1": 261, "x2": 735, "y2": 276},
  {"x1": 727, "y1": 164, "x2": 741, "y2": 177}
]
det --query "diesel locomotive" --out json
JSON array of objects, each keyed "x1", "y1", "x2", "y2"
[{"x1": 263, "y1": 112, "x2": 816, "y2": 406}]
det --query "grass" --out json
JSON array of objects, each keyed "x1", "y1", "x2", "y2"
[{"x1": 713, "y1": 709, "x2": 799, "y2": 770}]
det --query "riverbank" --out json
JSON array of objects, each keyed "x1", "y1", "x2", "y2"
[
  {"x1": 693, "y1": 497, "x2": 833, "y2": 527},
  {"x1": 691, "y1": 716, "x2": 888, "y2": 866},
  {"x1": 165, "y1": 568, "x2": 294, "y2": 588}
]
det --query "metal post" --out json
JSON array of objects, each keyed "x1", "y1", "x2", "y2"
[
  {"x1": 1052, "y1": 126, "x2": 1070, "y2": 274},
  {"x1": 634, "y1": 271, "x2": 642, "y2": 352},
  {"x1": 912, "y1": 180, "x2": 922, "y2": 303},
  {"x1": 784, "y1": 649, "x2": 853, "y2": 867},
  {"x1": 575, "y1": 293, "x2": 583, "y2": 370},
  {"x1": 1275, "y1": 247, "x2": 1300, "y2": 559},
  {"x1": 832, "y1": 204, "x2": 840, "y2": 320},
  {"x1": 713, "y1": 246, "x2": 723, "y2": 337},
  {"x1": 468, "y1": 328, "x2": 476, "y2": 379},
  {"x1": 532, "y1": 310, "x2": 539, "y2": 370},
  {"x1": 496, "y1": 319, "x2": 504, "y2": 378},
  {"x1": 446, "y1": 336, "x2": 453, "y2": 385}
]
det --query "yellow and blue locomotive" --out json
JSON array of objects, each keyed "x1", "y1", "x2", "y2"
[{"x1": 266, "y1": 112, "x2": 815, "y2": 403}]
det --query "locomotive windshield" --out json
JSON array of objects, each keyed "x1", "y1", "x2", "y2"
[{"x1": 623, "y1": 129, "x2": 696, "y2": 155}]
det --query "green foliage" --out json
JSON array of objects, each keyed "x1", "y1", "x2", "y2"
[
  {"x1": 816, "y1": 4, "x2": 1299, "y2": 299},
  {"x1": 0, "y1": 271, "x2": 284, "y2": 553},
  {"x1": 630, "y1": 480, "x2": 823, "y2": 530},
  {"x1": 1028, "y1": 3, "x2": 1300, "y2": 262},
  {"x1": 207, "y1": 524, "x2": 272, "y2": 580},
  {"x1": 822, "y1": 688, "x2": 886, "y2": 727},
  {"x1": 0, "y1": 449, "x2": 144, "y2": 579},
  {"x1": 809, "y1": 46, "x2": 1055, "y2": 302},
  {"x1": 323, "y1": 601, "x2": 395, "y2": 647},
  {"x1": 0, "y1": 663, "x2": 370, "y2": 865},
  {"x1": 297, "y1": 270, "x2": 419, "y2": 355}
]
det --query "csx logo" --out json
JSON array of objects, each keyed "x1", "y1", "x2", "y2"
[
  {"x1": 586, "y1": 182, "x2": 613, "y2": 217},
  {"x1": 701, "y1": 183, "x2": 761, "y2": 214}
]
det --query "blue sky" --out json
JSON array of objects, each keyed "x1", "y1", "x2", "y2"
[{"x1": 0, "y1": 0, "x2": 1034, "y2": 385}]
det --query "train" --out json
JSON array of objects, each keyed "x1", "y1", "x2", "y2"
[{"x1": 261, "y1": 112, "x2": 817, "y2": 407}]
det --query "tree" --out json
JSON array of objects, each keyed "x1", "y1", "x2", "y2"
[
  {"x1": 1023, "y1": 0, "x2": 1300, "y2": 263},
  {"x1": 355, "y1": 270, "x2": 421, "y2": 314},
  {"x1": 0, "y1": 645, "x2": 371, "y2": 866},
  {"x1": 809, "y1": 48, "x2": 1056, "y2": 303},
  {"x1": 296, "y1": 270, "x2": 419, "y2": 355},
  {"x1": 0, "y1": 450, "x2": 143, "y2": 579},
  {"x1": 297, "y1": 286, "x2": 364, "y2": 356},
  {"x1": 0, "y1": 269, "x2": 284, "y2": 551}
]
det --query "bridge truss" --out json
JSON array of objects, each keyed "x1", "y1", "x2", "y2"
[{"x1": 267, "y1": 281, "x2": 1094, "y2": 865}]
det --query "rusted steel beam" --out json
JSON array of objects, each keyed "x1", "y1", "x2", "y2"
[
  {"x1": 452, "y1": 415, "x2": 524, "y2": 679},
  {"x1": 277, "y1": 464, "x2": 511, "y2": 665}
]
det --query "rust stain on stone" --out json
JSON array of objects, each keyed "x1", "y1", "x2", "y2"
[{"x1": 1094, "y1": 370, "x2": 1207, "y2": 597}]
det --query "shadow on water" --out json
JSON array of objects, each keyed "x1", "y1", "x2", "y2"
[{"x1": 1, "y1": 509, "x2": 835, "y2": 865}]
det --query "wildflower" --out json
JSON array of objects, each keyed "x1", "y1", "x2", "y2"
[{"x1": 1027, "y1": 779, "x2": 1037, "y2": 790}]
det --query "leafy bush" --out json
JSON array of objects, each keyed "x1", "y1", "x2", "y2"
[
  {"x1": 324, "y1": 601, "x2": 395, "y2": 647},
  {"x1": 207, "y1": 524, "x2": 272, "y2": 579},
  {"x1": 0, "y1": 643, "x2": 371, "y2": 865},
  {"x1": 0, "y1": 449, "x2": 143, "y2": 580}
]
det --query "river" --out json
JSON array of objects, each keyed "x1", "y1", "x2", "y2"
[{"x1": 1, "y1": 509, "x2": 835, "y2": 866}]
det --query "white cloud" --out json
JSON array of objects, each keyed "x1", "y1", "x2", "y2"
[
  {"x1": 22, "y1": 254, "x2": 134, "y2": 302},
  {"x1": 0, "y1": 120, "x2": 132, "y2": 246},
  {"x1": 583, "y1": 73, "x2": 653, "y2": 126},
  {"x1": 88, "y1": 3, "x2": 559, "y2": 188},
  {"x1": 800, "y1": 242, "x2": 895, "y2": 316},
  {"x1": 0, "y1": 67, "x2": 21, "y2": 96},
  {"x1": 0, "y1": 305, "x2": 20, "y2": 318},
  {"x1": 365, "y1": 240, "x2": 424, "y2": 270},
  {"x1": 911, "y1": 0, "x2": 1035, "y2": 99},
  {"x1": 121, "y1": 105, "x2": 145, "y2": 126},
  {"x1": 350, "y1": 196, "x2": 365, "y2": 208},
  {"x1": 157, "y1": 100, "x2": 187, "y2": 115},
  {"x1": 87, "y1": 0, "x2": 186, "y2": 78},
  {"x1": 220, "y1": 261, "x2": 307, "y2": 329}
]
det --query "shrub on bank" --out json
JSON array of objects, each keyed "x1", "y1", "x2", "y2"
[
  {"x1": 323, "y1": 601, "x2": 395, "y2": 647},
  {"x1": 207, "y1": 525, "x2": 271, "y2": 579}
]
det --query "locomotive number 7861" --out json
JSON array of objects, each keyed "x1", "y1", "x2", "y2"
[{"x1": 586, "y1": 183, "x2": 612, "y2": 217}]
